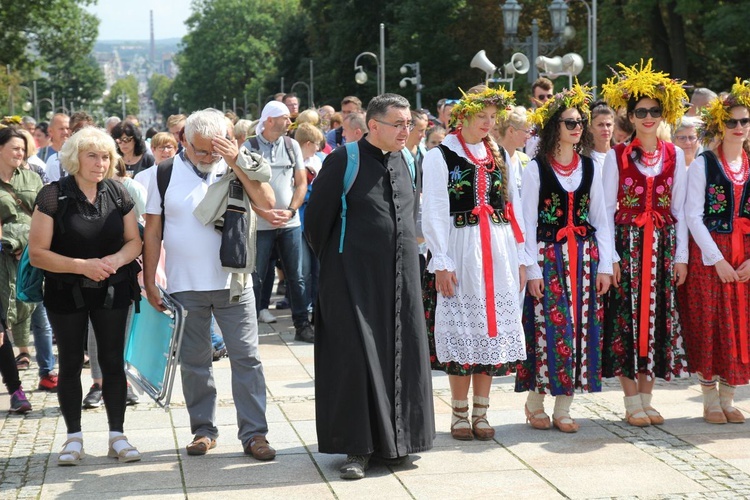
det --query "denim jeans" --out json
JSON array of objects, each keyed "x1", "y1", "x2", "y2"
[
  {"x1": 253, "y1": 227, "x2": 307, "y2": 328},
  {"x1": 30, "y1": 304, "x2": 55, "y2": 376}
]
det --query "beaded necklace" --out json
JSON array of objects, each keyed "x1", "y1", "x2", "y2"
[
  {"x1": 638, "y1": 139, "x2": 663, "y2": 168},
  {"x1": 549, "y1": 152, "x2": 579, "y2": 177},
  {"x1": 457, "y1": 130, "x2": 495, "y2": 171},
  {"x1": 719, "y1": 144, "x2": 750, "y2": 185}
]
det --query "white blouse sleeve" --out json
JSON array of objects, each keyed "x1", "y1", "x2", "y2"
[
  {"x1": 521, "y1": 159, "x2": 543, "y2": 280},
  {"x1": 671, "y1": 148, "x2": 689, "y2": 264},
  {"x1": 506, "y1": 152, "x2": 534, "y2": 267},
  {"x1": 422, "y1": 147, "x2": 456, "y2": 272},
  {"x1": 588, "y1": 164, "x2": 614, "y2": 274},
  {"x1": 602, "y1": 148, "x2": 621, "y2": 264},
  {"x1": 685, "y1": 155, "x2": 725, "y2": 266}
]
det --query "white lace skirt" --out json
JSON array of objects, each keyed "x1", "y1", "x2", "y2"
[{"x1": 434, "y1": 223, "x2": 527, "y2": 365}]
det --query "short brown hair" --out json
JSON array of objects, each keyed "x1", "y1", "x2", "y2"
[
  {"x1": 532, "y1": 77, "x2": 553, "y2": 93},
  {"x1": 166, "y1": 114, "x2": 187, "y2": 129},
  {"x1": 341, "y1": 96, "x2": 362, "y2": 110}
]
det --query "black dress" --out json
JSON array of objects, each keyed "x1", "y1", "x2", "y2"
[{"x1": 304, "y1": 137, "x2": 435, "y2": 458}]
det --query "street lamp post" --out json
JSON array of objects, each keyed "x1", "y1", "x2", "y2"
[
  {"x1": 566, "y1": 0, "x2": 597, "y2": 93},
  {"x1": 399, "y1": 63, "x2": 423, "y2": 110},
  {"x1": 117, "y1": 91, "x2": 130, "y2": 119},
  {"x1": 501, "y1": 0, "x2": 570, "y2": 83},
  {"x1": 309, "y1": 59, "x2": 314, "y2": 109},
  {"x1": 353, "y1": 23, "x2": 386, "y2": 96},
  {"x1": 290, "y1": 81, "x2": 312, "y2": 109}
]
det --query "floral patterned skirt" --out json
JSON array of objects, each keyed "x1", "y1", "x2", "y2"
[
  {"x1": 423, "y1": 270, "x2": 514, "y2": 376},
  {"x1": 515, "y1": 236, "x2": 604, "y2": 395},
  {"x1": 678, "y1": 234, "x2": 750, "y2": 385},
  {"x1": 603, "y1": 223, "x2": 687, "y2": 381}
]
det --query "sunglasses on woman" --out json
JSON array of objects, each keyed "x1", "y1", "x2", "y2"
[
  {"x1": 633, "y1": 107, "x2": 662, "y2": 119},
  {"x1": 116, "y1": 136, "x2": 134, "y2": 144},
  {"x1": 559, "y1": 119, "x2": 585, "y2": 130},
  {"x1": 725, "y1": 118, "x2": 750, "y2": 129}
]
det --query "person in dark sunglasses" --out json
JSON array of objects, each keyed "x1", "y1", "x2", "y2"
[
  {"x1": 679, "y1": 79, "x2": 750, "y2": 425},
  {"x1": 601, "y1": 59, "x2": 690, "y2": 428},
  {"x1": 518, "y1": 83, "x2": 613, "y2": 434}
]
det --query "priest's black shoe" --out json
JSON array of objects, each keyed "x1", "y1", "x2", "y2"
[{"x1": 294, "y1": 323, "x2": 314, "y2": 343}]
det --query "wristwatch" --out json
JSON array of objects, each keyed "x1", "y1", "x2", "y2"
[{"x1": 288, "y1": 206, "x2": 297, "y2": 218}]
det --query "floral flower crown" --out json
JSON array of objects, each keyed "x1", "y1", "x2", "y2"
[
  {"x1": 698, "y1": 78, "x2": 750, "y2": 145},
  {"x1": 528, "y1": 81, "x2": 594, "y2": 129},
  {"x1": 0, "y1": 116, "x2": 22, "y2": 126},
  {"x1": 601, "y1": 59, "x2": 688, "y2": 126},
  {"x1": 449, "y1": 86, "x2": 516, "y2": 128}
]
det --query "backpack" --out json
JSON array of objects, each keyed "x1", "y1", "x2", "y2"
[
  {"x1": 338, "y1": 142, "x2": 416, "y2": 253},
  {"x1": 16, "y1": 177, "x2": 124, "y2": 303},
  {"x1": 156, "y1": 157, "x2": 176, "y2": 238},
  {"x1": 245, "y1": 135, "x2": 297, "y2": 170}
]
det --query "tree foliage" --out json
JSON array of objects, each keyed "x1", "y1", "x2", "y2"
[
  {"x1": 103, "y1": 76, "x2": 140, "y2": 119},
  {"x1": 0, "y1": 0, "x2": 105, "y2": 116},
  {"x1": 173, "y1": 0, "x2": 299, "y2": 114},
  {"x1": 148, "y1": 74, "x2": 179, "y2": 119}
]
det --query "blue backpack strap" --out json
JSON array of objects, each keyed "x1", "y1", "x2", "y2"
[
  {"x1": 401, "y1": 147, "x2": 416, "y2": 192},
  {"x1": 339, "y1": 142, "x2": 360, "y2": 253}
]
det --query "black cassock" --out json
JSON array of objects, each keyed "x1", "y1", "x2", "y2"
[{"x1": 304, "y1": 137, "x2": 434, "y2": 458}]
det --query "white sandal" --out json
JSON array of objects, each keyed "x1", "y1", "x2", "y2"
[
  {"x1": 58, "y1": 437, "x2": 85, "y2": 466},
  {"x1": 107, "y1": 435, "x2": 142, "y2": 463}
]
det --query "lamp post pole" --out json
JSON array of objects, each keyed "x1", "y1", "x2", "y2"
[
  {"x1": 354, "y1": 52, "x2": 382, "y2": 95},
  {"x1": 567, "y1": 0, "x2": 597, "y2": 93},
  {"x1": 309, "y1": 59, "x2": 315, "y2": 108},
  {"x1": 379, "y1": 23, "x2": 385, "y2": 97}
]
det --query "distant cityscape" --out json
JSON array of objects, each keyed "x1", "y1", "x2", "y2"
[{"x1": 93, "y1": 38, "x2": 180, "y2": 91}]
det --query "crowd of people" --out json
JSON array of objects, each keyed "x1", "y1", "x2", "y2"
[{"x1": 0, "y1": 57, "x2": 749, "y2": 480}]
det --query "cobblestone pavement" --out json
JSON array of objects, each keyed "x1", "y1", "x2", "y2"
[{"x1": 2, "y1": 307, "x2": 750, "y2": 499}]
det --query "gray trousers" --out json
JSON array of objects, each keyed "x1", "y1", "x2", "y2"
[{"x1": 172, "y1": 287, "x2": 268, "y2": 447}]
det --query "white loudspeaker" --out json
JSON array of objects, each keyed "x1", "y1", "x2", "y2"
[
  {"x1": 536, "y1": 56, "x2": 563, "y2": 74},
  {"x1": 470, "y1": 50, "x2": 497, "y2": 76},
  {"x1": 504, "y1": 52, "x2": 530, "y2": 76},
  {"x1": 561, "y1": 53, "x2": 584, "y2": 76}
]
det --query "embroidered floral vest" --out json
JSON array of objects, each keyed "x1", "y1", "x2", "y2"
[
  {"x1": 700, "y1": 150, "x2": 750, "y2": 233},
  {"x1": 536, "y1": 155, "x2": 596, "y2": 243},
  {"x1": 613, "y1": 141, "x2": 677, "y2": 226},
  {"x1": 438, "y1": 145, "x2": 508, "y2": 228}
]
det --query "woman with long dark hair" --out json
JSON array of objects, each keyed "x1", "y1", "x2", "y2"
[
  {"x1": 601, "y1": 60, "x2": 690, "y2": 427},
  {"x1": 110, "y1": 122, "x2": 154, "y2": 178},
  {"x1": 516, "y1": 84, "x2": 613, "y2": 433}
]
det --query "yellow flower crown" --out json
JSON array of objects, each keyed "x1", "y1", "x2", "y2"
[
  {"x1": 601, "y1": 59, "x2": 688, "y2": 126},
  {"x1": 698, "y1": 78, "x2": 750, "y2": 145},
  {"x1": 528, "y1": 81, "x2": 594, "y2": 129},
  {"x1": 449, "y1": 86, "x2": 516, "y2": 128},
  {"x1": 0, "y1": 116, "x2": 22, "y2": 126}
]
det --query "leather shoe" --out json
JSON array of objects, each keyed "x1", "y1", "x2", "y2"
[
  {"x1": 186, "y1": 435, "x2": 216, "y2": 456},
  {"x1": 244, "y1": 435, "x2": 276, "y2": 461},
  {"x1": 295, "y1": 323, "x2": 314, "y2": 343}
]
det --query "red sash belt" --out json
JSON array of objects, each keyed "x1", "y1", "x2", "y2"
[
  {"x1": 556, "y1": 192, "x2": 587, "y2": 331},
  {"x1": 505, "y1": 202, "x2": 525, "y2": 244},
  {"x1": 472, "y1": 202, "x2": 497, "y2": 337},
  {"x1": 730, "y1": 217, "x2": 750, "y2": 363},
  {"x1": 633, "y1": 178, "x2": 666, "y2": 357}
]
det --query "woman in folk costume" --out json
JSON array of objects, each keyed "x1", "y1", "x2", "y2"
[
  {"x1": 515, "y1": 84, "x2": 613, "y2": 433},
  {"x1": 680, "y1": 80, "x2": 750, "y2": 424},
  {"x1": 601, "y1": 60, "x2": 690, "y2": 427},
  {"x1": 422, "y1": 85, "x2": 531, "y2": 441}
]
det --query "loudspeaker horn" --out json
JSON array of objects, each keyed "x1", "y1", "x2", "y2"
[
  {"x1": 561, "y1": 53, "x2": 584, "y2": 76},
  {"x1": 470, "y1": 50, "x2": 497, "y2": 76},
  {"x1": 503, "y1": 52, "x2": 530, "y2": 76},
  {"x1": 535, "y1": 55, "x2": 564, "y2": 74}
]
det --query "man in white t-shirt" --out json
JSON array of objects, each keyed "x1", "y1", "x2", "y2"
[{"x1": 142, "y1": 109, "x2": 277, "y2": 461}]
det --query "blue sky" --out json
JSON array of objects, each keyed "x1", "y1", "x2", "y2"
[{"x1": 86, "y1": 0, "x2": 191, "y2": 40}]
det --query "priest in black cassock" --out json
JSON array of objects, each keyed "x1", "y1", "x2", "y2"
[{"x1": 304, "y1": 94, "x2": 434, "y2": 480}]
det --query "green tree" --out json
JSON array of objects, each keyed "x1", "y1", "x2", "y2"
[
  {"x1": 104, "y1": 76, "x2": 140, "y2": 119},
  {"x1": 173, "y1": 0, "x2": 299, "y2": 113},
  {"x1": 148, "y1": 74, "x2": 178, "y2": 118}
]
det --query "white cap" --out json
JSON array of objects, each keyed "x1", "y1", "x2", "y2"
[{"x1": 255, "y1": 101, "x2": 290, "y2": 136}]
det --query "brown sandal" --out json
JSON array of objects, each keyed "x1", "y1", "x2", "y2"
[
  {"x1": 451, "y1": 405, "x2": 473, "y2": 441},
  {"x1": 244, "y1": 435, "x2": 276, "y2": 461},
  {"x1": 472, "y1": 402, "x2": 495, "y2": 440},
  {"x1": 525, "y1": 404, "x2": 551, "y2": 430}
]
